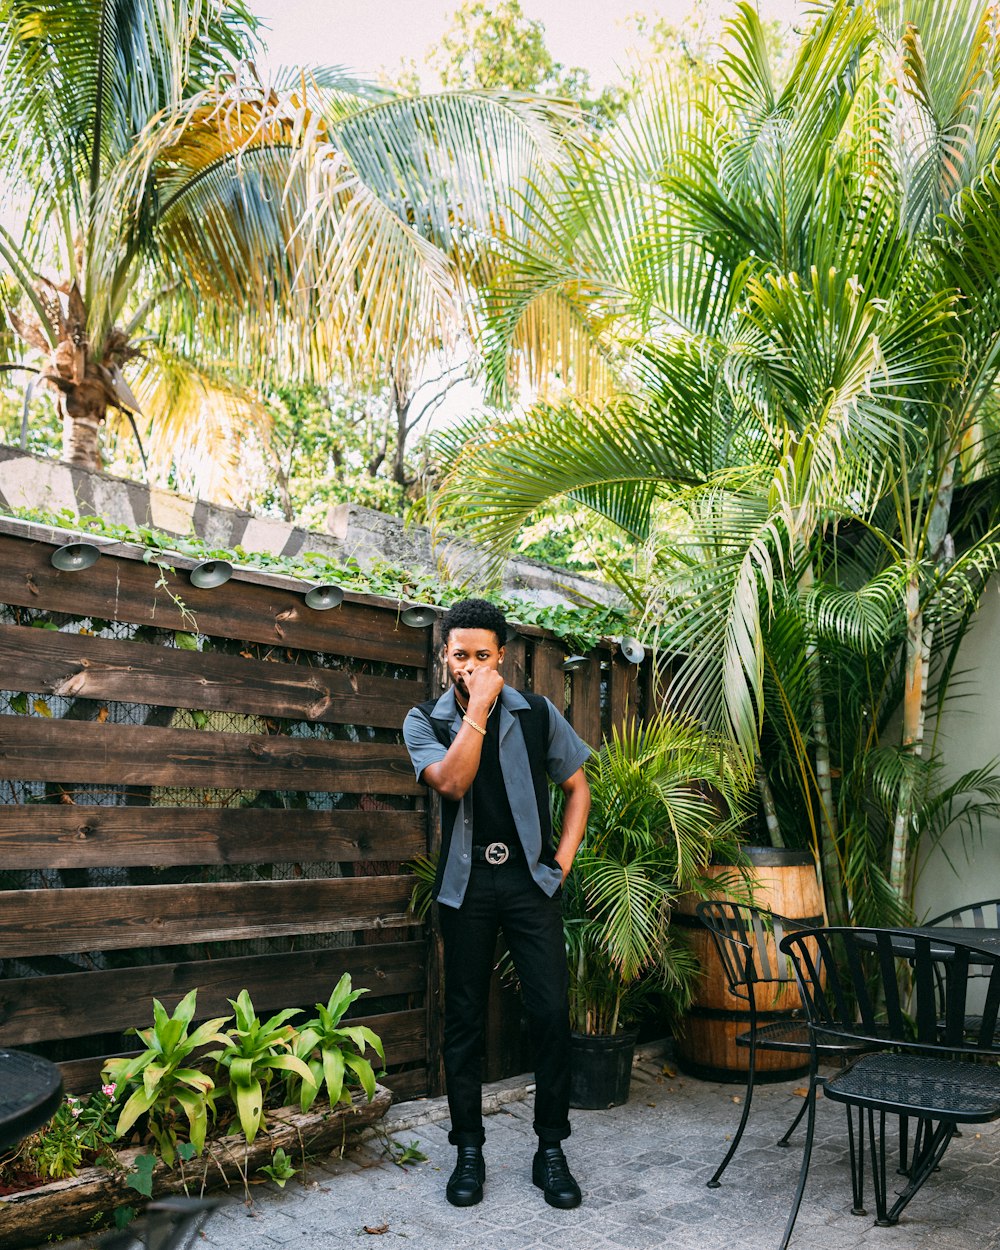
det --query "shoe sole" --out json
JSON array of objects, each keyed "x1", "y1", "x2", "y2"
[
  {"x1": 532, "y1": 1175, "x2": 581, "y2": 1209},
  {"x1": 446, "y1": 1188, "x2": 484, "y2": 1207}
]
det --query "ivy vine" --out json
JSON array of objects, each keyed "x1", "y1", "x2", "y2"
[{"x1": 4, "y1": 505, "x2": 634, "y2": 653}]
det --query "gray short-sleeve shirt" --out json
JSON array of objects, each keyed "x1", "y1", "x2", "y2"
[{"x1": 402, "y1": 685, "x2": 592, "y2": 907}]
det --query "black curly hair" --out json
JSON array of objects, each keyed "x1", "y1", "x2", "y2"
[{"x1": 440, "y1": 598, "x2": 508, "y2": 649}]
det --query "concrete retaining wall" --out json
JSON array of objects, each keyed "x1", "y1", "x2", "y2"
[{"x1": 0, "y1": 446, "x2": 613, "y2": 608}]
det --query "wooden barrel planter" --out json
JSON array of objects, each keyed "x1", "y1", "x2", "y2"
[{"x1": 673, "y1": 847, "x2": 824, "y2": 1083}]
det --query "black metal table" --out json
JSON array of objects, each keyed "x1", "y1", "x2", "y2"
[
  {"x1": 0, "y1": 1047, "x2": 63, "y2": 1151},
  {"x1": 871, "y1": 926, "x2": 1000, "y2": 963}
]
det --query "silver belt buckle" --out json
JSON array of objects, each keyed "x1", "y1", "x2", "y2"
[{"x1": 484, "y1": 841, "x2": 510, "y2": 865}]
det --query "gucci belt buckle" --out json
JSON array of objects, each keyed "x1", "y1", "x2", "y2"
[{"x1": 484, "y1": 841, "x2": 510, "y2": 865}]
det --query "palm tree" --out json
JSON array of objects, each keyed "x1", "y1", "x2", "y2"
[
  {"x1": 0, "y1": 0, "x2": 572, "y2": 497},
  {"x1": 431, "y1": 0, "x2": 1000, "y2": 923}
]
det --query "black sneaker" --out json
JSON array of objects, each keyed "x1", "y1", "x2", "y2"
[
  {"x1": 446, "y1": 1145, "x2": 485, "y2": 1207},
  {"x1": 532, "y1": 1145, "x2": 582, "y2": 1209}
]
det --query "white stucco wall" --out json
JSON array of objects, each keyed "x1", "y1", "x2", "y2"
[{"x1": 914, "y1": 576, "x2": 1000, "y2": 921}]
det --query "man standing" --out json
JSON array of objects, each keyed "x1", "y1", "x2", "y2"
[{"x1": 403, "y1": 598, "x2": 591, "y2": 1210}]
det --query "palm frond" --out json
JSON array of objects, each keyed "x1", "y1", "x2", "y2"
[
  {"x1": 803, "y1": 567, "x2": 907, "y2": 654},
  {"x1": 106, "y1": 344, "x2": 275, "y2": 507}
]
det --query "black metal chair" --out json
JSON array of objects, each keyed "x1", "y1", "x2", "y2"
[
  {"x1": 103, "y1": 1198, "x2": 221, "y2": 1250},
  {"x1": 778, "y1": 926, "x2": 1000, "y2": 1248},
  {"x1": 694, "y1": 900, "x2": 870, "y2": 1189},
  {"x1": 894, "y1": 899, "x2": 1000, "y2": 1165},
  {"x1": 60, "y1": 1198, "x2": 223, "y2": 1250},
  {"x1": 927, "y1": 898, "x2": 1000, "y2": 1038},
  {"x1": 926, "y1": 897, "x2": 1000, "y2": 930}
]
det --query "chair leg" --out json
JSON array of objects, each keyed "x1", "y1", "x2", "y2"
[
  {"x1": 775, "y1": 1087, "x2": 809, "y2": 1147},
  {"x1": 778, "y1": 1076, "x2": 820, "y2": 1250},
  {"x1": 868, "y1": 1108, "x2": 890, "y2": 1226},
  {"x1": 846, "y1": 1104, "x2": 866, "y2": 1216},
  {"x1": 707, "y1": 1035, "x2": 757, "y2": 1188},
  {"x1": 883, "y1": 1121, "x2": 955, "y2": 1225},
  {"x1": 897, "y1": 1113, "x2": 909, "y2": 1175}
]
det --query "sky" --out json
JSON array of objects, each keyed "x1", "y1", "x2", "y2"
[{"x1": 251, "y1": 0, "x2": 810, "y2": 89}]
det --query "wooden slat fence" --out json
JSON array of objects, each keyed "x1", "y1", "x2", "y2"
[{"x1": 0, "y1": 527, "x2": 650, "y2": 1105}]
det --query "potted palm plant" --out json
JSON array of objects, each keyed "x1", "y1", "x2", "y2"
[{"x1": 563, "y1": 714, "x2": 750, "y2": 1108}]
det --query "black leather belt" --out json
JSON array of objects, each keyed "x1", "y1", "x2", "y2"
[{"x1": 471, "y1": 842, "x2": 521, "y2": 866}]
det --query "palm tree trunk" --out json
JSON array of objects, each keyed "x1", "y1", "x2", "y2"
[
  {"x1": 754, "y1": 755, "x2": 785, "y2": 848},
  {"x1": 889, "y1": 458, "x2": 954, "y2": 905},
  {"x1": 799, "y1": 562, "x2": 845, "y2": 921},
  {"x1": 60, "y1": 376, "x2": 107, "y2": 470},
  {"x1": 889, "y1": 572, "x2": 923, "y2": 901}
]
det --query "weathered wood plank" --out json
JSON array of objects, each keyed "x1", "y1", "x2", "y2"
[
  {"x1": 502, "y1": 635, "x2": 527, "y2": 692},
  {"x1": 359, "y1": 1008, "x2": 425, "y2": 1066},
  {"x1": 0, "y1": 806, "x2": 426, "y2": 869},
  {"x1": 569, "y1": 652, "x2": 603, "y2": 748},
  {"x1": 0, "y1": 533, "x2": 426, "y2": 666},
  {"x1": 0, "y1": 623, "x2": 424, "y2": 727},
  {"x1": 609, "y1": 651, "x2": 640, "y2": 729},
  {"x1": 0, "y1": 942, "x2": 426, "y2": 1044},
  {"x1": 0, "y1": 877, "x2": 416, "y2": 957},
  {"x1": 380, "y1": 1066, "x2": 426, "y2": 1100},
  {"x1": 0, "y1": 717, "x2": 421, "y2": 792},
  {"x1": 531, "y1": 638, "x2": 566, "y2": 709}
]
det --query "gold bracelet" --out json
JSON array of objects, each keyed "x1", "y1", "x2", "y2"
[{"x1": 462, "y1": 714, "x2": 487, "y2": 736}]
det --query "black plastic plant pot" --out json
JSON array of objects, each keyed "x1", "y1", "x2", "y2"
[{"x1": 569, "y1": 1029, "x2": 639, "y2": 1109}]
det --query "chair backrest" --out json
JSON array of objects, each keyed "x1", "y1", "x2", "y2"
[
  {"x1": 926, "y1": 900, "x2": 1000, "y2": 980},
  {"x1": 926, "y1": 898, "x2": 1000, "y2": 928},
  {"x1": 780, "y1": 926, "x2": 1000, "y2": 1053},
  {"x1": 695, "y1": 899, "x2": 801, "y2": 999}
]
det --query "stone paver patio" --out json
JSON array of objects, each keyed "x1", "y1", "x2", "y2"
[{"x1": 159, "y1": 1043, "x2": 1000, "y2": 1250}]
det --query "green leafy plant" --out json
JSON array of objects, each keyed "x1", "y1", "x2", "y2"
[
  {"x1": 381, "y1": 1136, "x2": 428, "y2": 1169},
  {"x1": 0, "y1": 1087, "x2": 120, "y2": 1184},
  {"x1": 4, "y1": 505, "x2": 631, "y2": 651},
  {"x1": 207, "y1": 990, "x2": 315, "y2": 1145},
  {"x1": 563, "y1": 715, "x2": 751, "y2": 1036},
  {"x1": 124, "y1": 1153, "x2": 157, "y2": 1199},
  {"x1": 290, "y1": 975, "x2": 385, "y2": 1112},
  {"x1": 113, "y1": 1205, "x2": 138, "y2": 1230},
  {"x1": 258, "y1": 1146, "x2": 298, "y2": 1188},
  {"x1": 407, "y1": 853, "x2": 439, "y2": 922},
  {"x1": 102, "y1": 988, "x2": 232, "y2": 1166},
  {"x1": 429, "y1": 0, "x2": 1000, "y2": 935},
  {"x1": 69, "y1": 1087, "x2": 122, "y2": 1159},
  {"x1": 22, "y1": 1116, "x2": 82, "y2": 1181}
]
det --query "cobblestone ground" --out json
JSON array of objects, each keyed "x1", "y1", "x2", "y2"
[{"x1": 182, "y1": 1045, "x2": 1000, "y2": 1250}]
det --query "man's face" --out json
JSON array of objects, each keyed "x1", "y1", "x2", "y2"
[{"x1": 444, "y1": 627, "x2": 505, "y2": 701}]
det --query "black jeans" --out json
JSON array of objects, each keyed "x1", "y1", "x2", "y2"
[{"x1": 438, "y1": 858, "x2": 571, "y2": 1147}]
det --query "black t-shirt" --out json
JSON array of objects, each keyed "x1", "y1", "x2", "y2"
[{"x1": 470, "y1": 701, "x2": 519, "y2": 849}]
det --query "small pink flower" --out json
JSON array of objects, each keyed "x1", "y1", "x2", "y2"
[
  {"x1": 71, "y1": 1106, "x2": 82, "y2": 1117},
  {"x1": 101, "y1": 1083, "x2": 116, "y2": 1098},
  {"x1": 66, "y1": 1096, "x2": 78, "y2": 1104}
]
